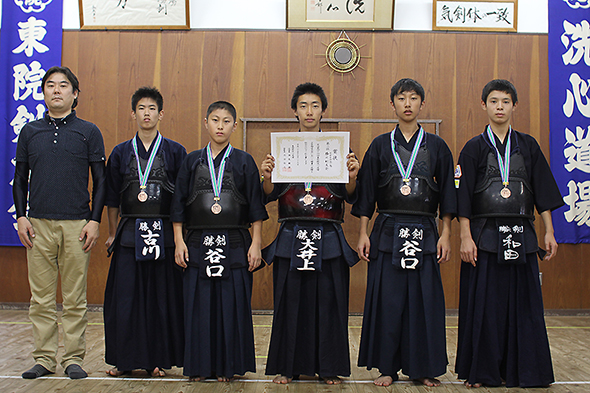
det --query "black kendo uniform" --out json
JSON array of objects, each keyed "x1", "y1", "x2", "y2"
[
  {"x1": 352, "y1": 128, "x2": 456, "y2": 381},
  {"x1": 104, "y1": 135, "x2": 186, "y2": 372},
  {"x1": 170, "y1": 146, "x2": 268, "y2": 378},
  {"x1": 264, "y1": 182, "x2": 358, "y2": 379},
  {"x1": 455, "y1": 128, "x2": 563, "y2": 388}
]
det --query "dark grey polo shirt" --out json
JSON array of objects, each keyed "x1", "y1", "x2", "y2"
[{"x1": 15, "y1": 111, "x2": 106, "y2": 220}]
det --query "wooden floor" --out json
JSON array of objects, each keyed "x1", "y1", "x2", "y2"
[{"x1": 0, "y1": 310, "x2": 589, "y2": 392}]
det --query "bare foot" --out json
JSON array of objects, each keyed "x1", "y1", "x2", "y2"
[
  {"x1": 150, "y1": 367, "x2": 166, "y2": 377},
  {"x1": 465, "y1": 381, "x2": 482, "y2": 388},
  {"x1": 217, "y1": 375, "x2": 234, "y2": 382},
  {"x1": 414, "y1": 377, "x2": 441, "y2": 387},
  {"x1": 322, "y1": 376, "x2": 342, "y2": 385},
  {"x1": 106, "y1": 367, "x2": 126, "y2": 377},
  {"x1": 273, "y1": 375, "x2": 293, "y2": 384},
  {"x1": 374, "y1": 375, "x2": 394, "y2": 386},
  {"x1": 189, "y1": 375, "x2": 206, "y2": 382}
]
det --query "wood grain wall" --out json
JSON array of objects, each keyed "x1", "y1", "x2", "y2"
[{"x1": 1, "y1": 30, "x2": 588, "y2": 311}]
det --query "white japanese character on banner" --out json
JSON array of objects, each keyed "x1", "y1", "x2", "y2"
[
  {"x1": 15, "y1": 0, "x2": 53, "y2": 13},
  {"x1": 502, "y1": 234, "x2": 521, "y2": 249},
  {"x1": 564, "y1": 179, "x2": 590, "y2": 226},
  {"x1": 12, "y1": 16, "x2": 49, "y2": 57},
  {"x1": 10, "y1": 104, "x2": 44, "y2": 143},
  {"x1": 562, "y1": 20, "x2": 590, "y2": 66},
  {"x1": 399, "y1": 239, "x2": 421, "y2": 269},
  {"x1": 412, "y1": 228, "x2": 423, "y2": 240},
  {"x1": 499, "y1": 225, "x2": 511, "y2": 233},
  {"x1": 563, "y1": 73, "x2": 590, "y2": 118},
  {"x1": 296, "y1": 229, "x2": 308, "y2": 240},
  {"x1": 296, "y1": 238, "x2": 318, "y2": 271},
  {"x1": 399, "y1": 227, "x2": 410, "y2": 239},
  {"x1": 152, "y1": 220, "x2": 162, "y2": 231},
  {"x1": 203, "y1": 235, "x2": 214, "y2": 247},
  {"x1": 564, "y1": 0, "x2": 590, "y2": 10},
  {"x1": 400, "y1": 240, "x2": 421, "y2": 257},
  {"x1": 310, "y1": 229, "x2": 322, "y2": 240},
  {"x1": 141, "y1": 230, "x2": 161, "y2": 259},
  {"x1": 215, "y1": 235, "x2": 226, "y2": 246},
  {"x1": 13, "y1": 61, "x2": 45, "y2": 101},
  {"x1": 138, "y1": 221, "x2": 149, "y2": 231},
  {"x1": 205, "y1": 248, "x2": 226, "y2": 264},
  {"x1": 9, "y1": 204, "x2": 18, "y2": 231},
  {"x1": 564, "y1": 125, "x2": 590, "y2": 173},
  {"x1": 512, "y1": 225, "x2": 524, "y2": 233},
  {"x1": 207, "y1": 265, "x2": 224, "y2": 277}
]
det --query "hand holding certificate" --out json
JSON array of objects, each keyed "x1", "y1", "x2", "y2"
[{"x1": 270, "y1": 132, "x2": 350, "y2": 183}]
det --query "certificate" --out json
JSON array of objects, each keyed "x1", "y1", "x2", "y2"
[{"x1": 271, "y1": 132, "x2": 350, "y2": 183}]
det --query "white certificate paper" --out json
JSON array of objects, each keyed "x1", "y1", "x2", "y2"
[{"x1": 271, "y1": 132, "x2": 350, "y2": 183}]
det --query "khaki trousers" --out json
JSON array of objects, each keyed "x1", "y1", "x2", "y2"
[{"x1": 27, "y1": 218, "x2": 90, "y2": 372}]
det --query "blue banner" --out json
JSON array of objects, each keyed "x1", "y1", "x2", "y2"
[
  {"x1": 0, "y1": 0, "x2": 62, "y2": 246},
  {"x1": 549, "y1": 0, "x2": 590, "y2": 244}
]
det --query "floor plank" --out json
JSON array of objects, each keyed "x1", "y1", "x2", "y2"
[{"x1": 0, "y1": 311, "x2": 588, "y2": 392}]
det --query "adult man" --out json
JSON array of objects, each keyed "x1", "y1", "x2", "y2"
[{"x1": 14, "y1": 66, "x2": 106, "y2": 380}]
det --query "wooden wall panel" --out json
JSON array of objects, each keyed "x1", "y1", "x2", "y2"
[{"x1": 1, "y1": 30, "x2": 588, "y2": 310}]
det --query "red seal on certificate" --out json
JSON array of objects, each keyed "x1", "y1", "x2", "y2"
[
  {"x1": 138, "y1": 191, "x2": 148, "y2": 202},
  {"x1": 400, "y1": 184, "x2": 411, "y2": 196},
  {"x1": 211, "y1": 202, "x2": 222, "y2": 214},
  {"x1": 500, "y1": 187, "x2": 511, "y2": 199}
]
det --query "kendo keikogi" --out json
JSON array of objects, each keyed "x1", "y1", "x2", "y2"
[
  {"x1": 171, "y1": 146, "x2": 268, "y2": 379},
  {"x1": 353, "y1": 127, "x2": 456, "y2": 382},
  {"x1": 455, "y1": 127, "x2": 563, "y2": 387},
  {"x1": 104, "y1": 134, "x2": 186, "y2": 373}
]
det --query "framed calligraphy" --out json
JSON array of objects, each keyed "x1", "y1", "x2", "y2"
[
  {"x1": 433, "y1": 0, "x2": 517, "y2": 32},
  {"x1": 287, "y1": 0, "x2": 394, "y2": 30},
  {"x1": 79, "y1": 0, "x2": 190, "y2": 30}
]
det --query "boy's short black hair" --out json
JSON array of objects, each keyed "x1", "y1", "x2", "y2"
[
  {"x1": 42, "y1": 66, "x2": 80, "y2": 109},
  {"x1": 481, "y1": 79, "x2": 518, "y2": 104},
  {"x1": 206, "y1": 101, "x2": 237, "y2": 122},
  {"x1": 290, "y1": 82, "x2": 328, "y2": 111},
  {"x1": 132, "y1": 86, "x2": 164, "y2": 112},
  {"x1": 390, "y1": 78, "x2": 425, "y2": 103}
]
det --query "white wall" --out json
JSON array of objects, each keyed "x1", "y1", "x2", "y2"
[{"x1": 0, "y1": 0, "x2": 548, "y2": 33}]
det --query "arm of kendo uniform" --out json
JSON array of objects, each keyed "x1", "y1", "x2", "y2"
[
  {"x1": 13, "y1": 162, "x2": 34, "y2": 249},
  {"x1": 80, "y1": 161, "x2": 106, "y2": 252},
  {"x1": 540, "y1": 210, "x2": 558, "y2": 261}
]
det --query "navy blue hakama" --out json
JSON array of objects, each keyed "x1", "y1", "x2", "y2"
[
  {"x1": 455, "y1": 250, "x2": 554, "y2": 387},
  {"x1": 104, "y1": 219, "x2": 185, "y2": 371},
  {"x1": 264, "y1": 219, "x2": 357, "y2": 378},
  {"x1": 357, "y1": 214, "x2": 448, "y2": 379}
]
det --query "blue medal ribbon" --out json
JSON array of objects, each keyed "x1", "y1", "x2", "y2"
[
  {"x1": 132, "y1": 133, "x2": 163, "y2": 196},
  {"x1": 486, "y1": 125, "x2": 512, "y2": 188},
  {"x1": 206, "y1": 143, "x2": 233, "y2": 205},
  {"x1": 390, "y1": 127, "x2": 425, "y2": 185}
]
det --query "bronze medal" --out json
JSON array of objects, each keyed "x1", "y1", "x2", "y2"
[
  {"x1": 303, "y1": 193, "x2": 314, "y2": 206},
  {"x1": 500, "y1": 187, "x2": 511, "y2": 199},
  {"x1": 211, "y1": 202, "x2": 222, "y2": 214},
  {"x1": 400, "y1": 184, "x2": 411, "y2": 196},
  {"x1": 138, "y1": 190, "x2": 148, "y2": 202}
]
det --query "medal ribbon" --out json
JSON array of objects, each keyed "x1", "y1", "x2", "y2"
[
  {"x1": 206, "y1": 143, "x2": 233, "y2": 199},
  {"x1": 486, "y1": 125, "x2": 511, "y2": 186},
  {"x1": 132, "y1": 133, "x2": 163, "y2": 189},
  {"x1": 304, "y1": 182, "x2": 312, "y2": 192},
  {"x1": 390, "y1": 127, "x2": 424, "y2": 182}
]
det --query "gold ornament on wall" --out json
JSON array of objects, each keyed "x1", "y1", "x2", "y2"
[{"x1": 319, "y1": 31, "x2": 370, "y2": 79}]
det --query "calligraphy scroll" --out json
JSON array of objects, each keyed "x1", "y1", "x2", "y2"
[{"x1": 79, "y1": 0, "x2": 190, "y2": 30}]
